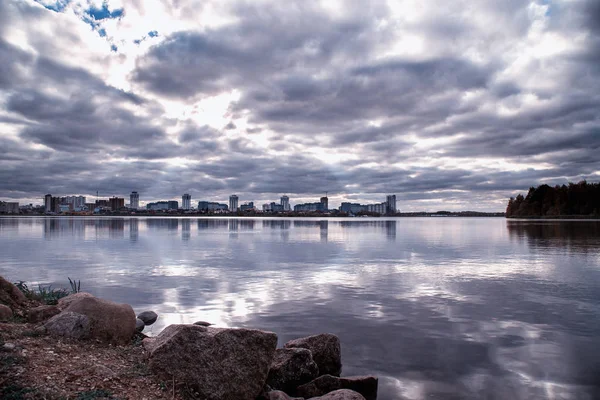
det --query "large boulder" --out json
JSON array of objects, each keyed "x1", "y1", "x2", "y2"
[
  {"x1": 308, "y1": 389, "x2": 366, "y2": 400},
  {"x1": 284, "y1": 334, "x2": 342, "y2": 376},
  {"x1": 296, "y1": 375, "x2": 377, "y2": 400},
  {"x1": 0, "y1": 276, "x2": 27, "y2": 309},
  {"x1": 267, "y1": 348, "x2": 319, "y2": 393},
  {"x1": 27, "y1": 305, "x2": 60, "y2": 323},
  {"x1": 146, "y1": 324, "x2": 277, "y2": 400},
  {"x1": 57, "y1": 292, "x2": 94, "y2": 311},
  {"x1": 0, "y1": 304, "x2": 13, "y2": 321},
  {"x1": 64, "y1": 296, "x2": 135, "y2": 344},
  {"x1": 44, "y1": 311, "x2": 91, "y2": 340}
]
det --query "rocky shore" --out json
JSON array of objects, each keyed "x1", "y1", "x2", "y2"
[{"x1": 0, "y1": 276, "x2": 377, "y2": 400}]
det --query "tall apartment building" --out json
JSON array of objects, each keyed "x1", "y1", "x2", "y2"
[
  {"x1": 130, "y1": 191, "x2": 139, "y2": 209},
  {"x1": 386, "y1": 194, "x2": 397, "y2": 214},
  {"x1": 44, "y1": 194, "x2": 52, "y2": 213},
  {"x1": 229, "y1": 195, "x2": 239, "y2": 212},
  {"x1": 182, "y1": 194, "x2": 191, "y2": 210},
  {"x1": 280, "y1": 195, "x2": 290, "y2": 211},
  {"x1": 320, "y1": 196, "x2": 328, "y2": 211},
  {"x1": 109, "y1": 197, "x2": 125, "y2": 211}
]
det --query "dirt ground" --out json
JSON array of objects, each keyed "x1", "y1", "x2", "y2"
[{"x1": 0, "y1": 321, "x2": 185, "y2": 400}]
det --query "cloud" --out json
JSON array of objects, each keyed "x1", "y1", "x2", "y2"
[{"x1": 0, "y1": 0, "x2": 599, "y2": 210}]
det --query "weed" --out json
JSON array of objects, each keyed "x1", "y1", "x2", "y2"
[
  {"x1": 14, "y1": 278, "x2": 80, "y2": 305},
  {"x1": 68, "y1": 277, "x2": 81, "y2": 293}
]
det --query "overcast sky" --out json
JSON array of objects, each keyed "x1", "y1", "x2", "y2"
[{"x1": 1, "y1": 0, "x2": 599, "y2": 211}]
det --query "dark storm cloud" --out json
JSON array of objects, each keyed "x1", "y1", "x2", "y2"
[{"x1": 2, "y1": 0, "x2": 600, "y2": 209}]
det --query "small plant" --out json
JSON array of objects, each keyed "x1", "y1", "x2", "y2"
[
  {"x1": 13, "y1": 280, "x2": 70, "y2": 305},
  {"x1": 68, "y1": 277, "x2": 81, "y2": 293}
]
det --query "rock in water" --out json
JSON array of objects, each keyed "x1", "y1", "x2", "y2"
[
  {"x1": 284, "y1": 334, "x2": 342, "y2": 376},
  {"x1": 267, "y1": 348, "x2": 319, "y2": 393},
  {"x1": 64, "y1": 297, "x2": 136, "y2": 344},
  {"x1": 135, "y1": 318, "x2": 145, "y2": 332},
  {"x1": 137, "y1": 310, "x2": 158, "y2": 325},
  {"x1": 27, "y1": 305, "x2": 60, "y2": 323},
  {"x1": 146, "y1": 324, "x2": 277, "y2": 400},
  {"x1": 0, "y1": 276, "x2": 27, "y2": 310},
  {"x1": 0, "y1": 304, "x2": 13, "y2": 321},
  {"x1": 193, "y1": 320, "x2": 213, "y2": 326},
  {"x1": 57, "y1": 292, "x2": 95, "y2": 311},
  {"x1": 296, "y1": 375, "x2": 377, "y2": 400},
  {"x1": 44, "y1": 311, "x2": 91, "y2": 340},
  {"x1": 309, "y1": 389, "x2": 366, "y2": 400}
]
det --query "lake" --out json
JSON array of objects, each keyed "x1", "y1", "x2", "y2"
[{"x1": 1, "y1": 217, "x2": 600, "y2": 400}]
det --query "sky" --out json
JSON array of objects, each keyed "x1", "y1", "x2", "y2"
[{"x1": 1, "y1": 0, "x2": 599, "y2": 211}]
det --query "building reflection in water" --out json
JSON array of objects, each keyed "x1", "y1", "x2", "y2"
[
  {"x1": 320, "y1": 220, "x2": 328, "y2": 242},
  {"x1": 198, "y1": 219, "x2": 229, "y2": 230},
  {"x1": 129, "y1": 219, "x2": 138, "y2": 242},
  {"x1": 181, "y1": 219, "x2": 191, "y2": 241}
]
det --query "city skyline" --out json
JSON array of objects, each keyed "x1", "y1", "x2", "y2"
[{"x1": 1, "y1": 1, "x2": 599, "y2": 212}]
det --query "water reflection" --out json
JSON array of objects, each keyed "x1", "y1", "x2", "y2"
[{"x1": 1, "y1": 217, "x2": 600, "y2": 400}]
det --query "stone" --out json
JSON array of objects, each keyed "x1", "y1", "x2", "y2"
[
  {"x1": 193, "y1": 320, "x2": 213, "y2": 326},
  {"x1": 27, "y1": 305, "x2": 60, "y2": 323},
  {"x1": 44, "y1": 311, "x2": 91, "y2": 340},
  {"x1": 57, "y1": 292, "x2": 94, "y2": 311},
  {"x1": 0, "y1": 276, "x2": 27, "y2": 310},
  {"x1": 137, "y1": 310, "x2": 158, "y2": 325},
  {"x1": 267, "y1": 348, "x2": 319, "y2": 393},
  {"x1": 296, "y1": 375, "x2": 377, "y2": 400},
  {"x1": 0, "y1": 304, "x2": 13, "y2": 321},
  {"x1": 266, "y1": 390, "x2": 305, "y2": 400},
  {"x1": 135, "y1": 318, "x2": 145, "y2": 332},
  {"x1": 284, "y1": 334, "x2": 342, "y2": 376},
  {"x1": 147, "y1": 324, "x2": 277, "y2": 400},
  {"x1": 308, "y1": 389, "x2": 365, "y2": 400},
  {"x1": 3, "y1": 343, "x2": 16, "y2": 351},
  {"x1": 64, "y1": 296, "x2": 136, "y2": 344}
]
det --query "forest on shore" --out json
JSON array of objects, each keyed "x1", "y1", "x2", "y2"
[{"x1": 506, "y1": 181, "x2": 600, "y2": 217}]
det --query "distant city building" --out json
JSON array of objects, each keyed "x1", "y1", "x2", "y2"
[
  {"x1": 240, "y1": 202, "x2": 255, "y2": 211},
  {"x1": 386, "y1": 195, "x2": 397, "y2": 214},
  {"x1": 280, "y1": 195, "x2": 290, "y2": 211},
  {"x1": 44, "y1": 194, "x2": 52, "y2": 213},
  {"x1": 182, "y1": 194, "x2": 191, "y2": 210},
  {"x1": 0, "y1": 201, "x2": 19, "y2": 214},
  {"x1": 263, "y1": 202, "x2": 283, "y2": 212},
  {"x1": 229, "y1": 195, "x2": 239, "y2": 212},
  {"x1": 197, "y1": 201, "x2": 228, "y2": 211},
  {"x1": 130, "y1": 192, "x2": 140, "y2": 209},
  {"x1": 320, "y1": 196, "x2": 328, "y2": 211},
  {"x1": 367, "y1": 202, "x2": 387, "y2": 214},
  {"x1": 109, "y1": 197, "x2": 125, "y2": 211},
  {"x1": 146, "y1": 201, "x2": 178, "y2": 211},
  {"x1": 340, "y1": 202, "x2": 367, "y2": 214},
  {"x1": 59, "y1": 204, "x2": 71, "y2": 213},
  {"x1": 62, "y1": 196, "x2": 86, "y2": 209}
]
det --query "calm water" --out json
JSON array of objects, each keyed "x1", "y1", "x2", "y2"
[{"x1": 1, "y1": 217, "x2": 600, "y2": 400}]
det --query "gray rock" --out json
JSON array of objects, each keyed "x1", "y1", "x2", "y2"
[
  {"x1": 284, "y1": 334, "x2": 342, "y2": 376},
  {"x1": 267, "y1": 348, "x2": 319, "y2": 393},
  {"x1": 64, "y1": 297, "x2": 136, "y2": 344},
  {"x1": 27, "y1": 305, "x2": 60, "y2": 323},
  {"x1": 147, "y1": 324, "x2": 277, "y2": 400},
  {"x1": 137, "y1": 310, "x2": 158, "y2": 325},
  {"x1": 296, "y1": 375, "x2": 377, "y2": 400},
  {"x1": 0, "y1": 276, "x2": 27, "y2": 310},
  {"x1": 0, "y1": 304, "x2": 13, "y2": 321},
  {"x1": 308, "y1": 389, "x2": 366, "y2": 400},
  {"x1": 3, "y1": 343, "x2": 16, "y2": 351},
  {"x1": 44, "y1": 311, "x2": 91, "y2": 340},
  {"x1": 135, "y1": 318, "x2": 145, "y2": 332},
  {"x1": 193, "y1": 320, "x2": 213, "y2": 326}
]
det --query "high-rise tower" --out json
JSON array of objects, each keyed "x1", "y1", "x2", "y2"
[
  {"x1": 130, "y1": 192, "x2": 140, "y2": 209},
  {"x1": 386, "y1": 194, "x2": 397, "y2": 214},
  {"x1": 229, "y1": 195, "x2": 239, "y2": 211},
  {"x1": 182, "y1": 193, "x2": 191, "y2": 210},
  {"x1": 280, "y1": 195, "x2": 290, "y2": 211}
]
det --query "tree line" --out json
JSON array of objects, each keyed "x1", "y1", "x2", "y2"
[{"x1": 506, "y1": 181, "x2": 600, "y2": 217}]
